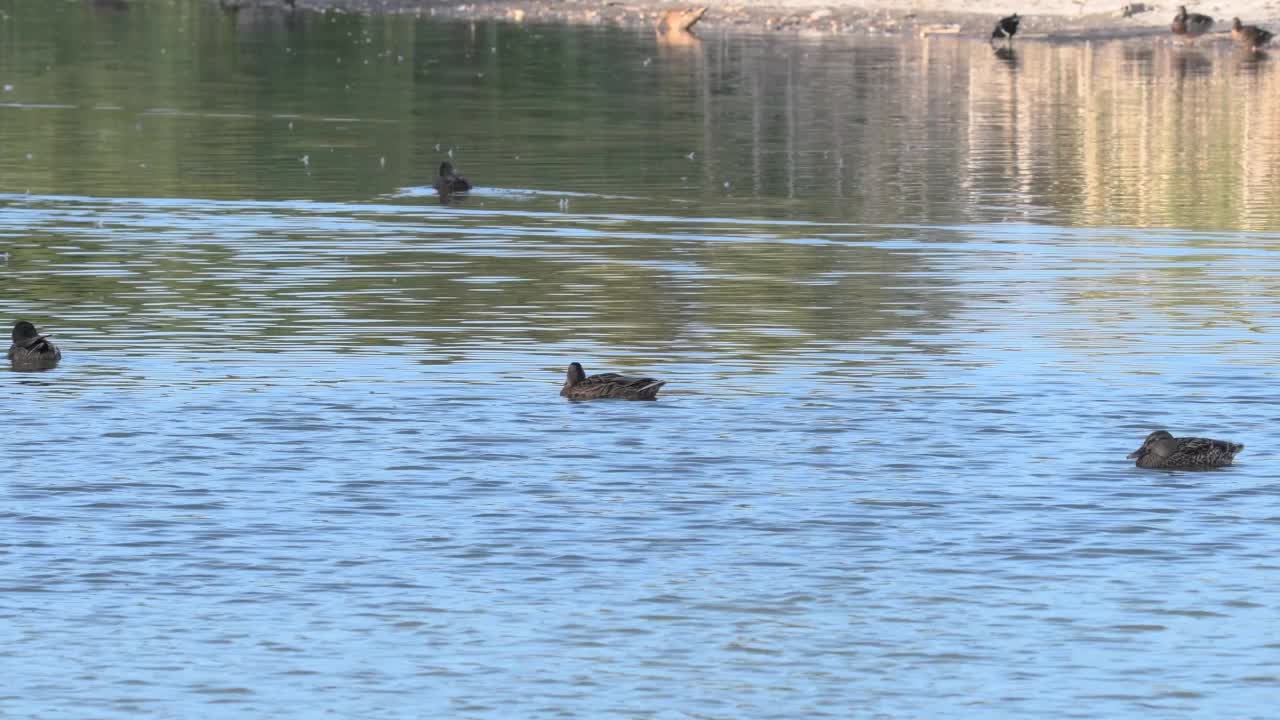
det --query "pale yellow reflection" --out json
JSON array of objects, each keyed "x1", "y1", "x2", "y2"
[{"x1": 960, "y1": 37, "x2": 1280, "y2": 230}]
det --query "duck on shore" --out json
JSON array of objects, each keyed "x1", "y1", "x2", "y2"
[
  {"x1": 433, "y1": 161, "x2": 472, "y2": 202},
  {"x1": 560, "y1": 362, "x2": 666, "y2": 401},
  {"x1": 1172, "y1": 6, "x2": 1214, "y2": 40},
  {"x1": 8, "y1": 320, "x2": 61, "y2": 371},
  {"x1": 1231, "y1": 17, "x2": 1274, "y2": 50},
  {"x1": 1127, "y1": 430, "x2": 1243, "y2": 470},
  {"x1": 990, "y1": 14, "x2": 1019, "y2": 46}
]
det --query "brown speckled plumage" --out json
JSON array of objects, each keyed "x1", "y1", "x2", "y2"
[
  {"x1": 1172, "y1": 6, "x2": 1214, "y2": 38},
  {"x1": 1128, "y1": 430, "x2": 1242, "y2": 470},
  {"x1": 8, "y1": 320, "x2": 61, "y2": 371},
  {"x1": 560, "y1": 362, "x2": 666, "y2": 401},
  {"x1": 1232, "y1": 18, "x2": 1274, "y2": 50}
]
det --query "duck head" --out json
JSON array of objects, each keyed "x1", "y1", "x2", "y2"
[
  {"x1": 1128, "y1": 430, "x2": 1175, "y2": 460},
  {"x1": 12, "y1": 320, "x2": 40, "y2": 343},
  {"x1": 1233, "y1": 17, "x2": 1243, "y2": 30},
  {"x1": 439, "y1": 161, "x2": 456, "y2": 178},
  {"x1": 565, "y1": 362, "x2": 587, "y2": 388}
]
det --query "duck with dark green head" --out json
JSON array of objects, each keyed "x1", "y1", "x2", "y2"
[
  {"x1": 1128, "y1": 430, "x2": 1242, "y2": 470},
  {"x1": 433, "y1": 161, "x2": 472, "y2": 203},
  {"x1": 561, "y1": 362, "x2": 666, "y2": 401},
  {"x1": 8, "y1": 320, "x2": 61, "y2": 371}
]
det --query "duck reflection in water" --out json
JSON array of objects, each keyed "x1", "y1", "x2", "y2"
[
  {"x1": 1122, "y1": 45, "x2": 1154, "y2": 64},
  {"x1": 993, "y1": 46, "x2": 1019, "y2": 68},
  {"x1": 1234, "y1": 48, "x2": 1269, "y2": 74},
  {"x1": 1172, "y1": 50, "x2": 1212, "y2": 77},
  {"x1": 89, "y1": 0, "x2": 131, "y2": 13},
  {"x1": 220, "y1": 1, "x2": 302, "y2": 34},
  {"x1": 219, "y1": 0, "x2": 296, "y2": 10}
]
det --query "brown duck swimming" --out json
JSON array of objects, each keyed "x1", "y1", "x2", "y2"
[
  {"x1": 1172, "y1": 6, "x2": 1214, "y2": 40},
  {"x1": 8, "y1": 320, "x2": 61, "y2": 371},
  {"x1": 560, "y1": 362, "x2": 666, "y2": 401},
  {"x1": 990, "y1": 14, "x2": 1020, "y2": 46},
  {"x1": 1128, "y1": 430, "x2": 1243, "y2": 470},
  {"x1": 1232, "y1": 18, "x2": 1274, "y2": 50},
  {"x1": 433, "y1": 161, "x2": 472, "y2": 201}
]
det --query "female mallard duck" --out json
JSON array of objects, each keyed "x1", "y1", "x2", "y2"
[
  {"x1": 8, "y1": 320, "x2": 61, "y2": 370},
  {"x1": 1128, "y1": 430, "x2": 1243, "y2": 470},
  {"x1": 1231, "y1": 18, "x2": 1274, "y2": 50},
  {"x1": 990, "y1": 13, "x2": 1020, "y2": 46},
  {"x1": 1172, "y1": 6, "x2": 1214, "y2": 40},
  {"x1": 560, "y1": 362, "x2": 666, "y2": 401},
  {"x1": 433, "y1": 161, "x2": 471, "y2": 201}
]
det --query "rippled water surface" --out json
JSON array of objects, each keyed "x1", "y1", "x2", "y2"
[{"x1": 4, "y1": 2, "x2": 1280, "y2": 718}]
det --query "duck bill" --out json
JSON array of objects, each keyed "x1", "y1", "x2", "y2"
[{"x1": 1126, "y1": 448, "x2": 1143, "y2": 459}]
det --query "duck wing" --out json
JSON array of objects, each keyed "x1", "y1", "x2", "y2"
[
  {"x1": 446, "y1": 173, "x2": 471, "y2": 192},
  {"x1": 8, "y1": 337, "x2": 61, "y2": 368},
  {"x1": 23, "y1": 335, "x2": 54, "y2": 352},
  {"x1": 1189, "y1": 12, "x2": 1214, "y2": 30},
  {"x1": 575, "y1": 372, "x2": 666, "y2": 400},
  {"x1": 1167, "y1": 436, "x2": 1243, "y2": 468},
  {"x1": 9, "y1": 334, "x2": 55, "y2": 356}
]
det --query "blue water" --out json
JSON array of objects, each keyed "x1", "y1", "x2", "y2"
[{"x1": 3, "y1": 4, "x2": 1280, "y2": 718}]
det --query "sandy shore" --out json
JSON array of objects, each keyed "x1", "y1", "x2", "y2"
[{"x1": 294, "y1": 0, "x2": 1279, "y2": 38}]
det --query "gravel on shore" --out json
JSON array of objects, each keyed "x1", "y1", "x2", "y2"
[{"x1": 283, "y1": 0, "x2": 1249, "y2": 40}]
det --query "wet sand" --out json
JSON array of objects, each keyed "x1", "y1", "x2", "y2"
[{"x1": 290, "y1": 0, "x2": 1278, "y2": 40}]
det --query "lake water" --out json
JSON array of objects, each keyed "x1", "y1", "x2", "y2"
[{"x1": 3, "y1": 2, "x2": 1280, "y2": 718}]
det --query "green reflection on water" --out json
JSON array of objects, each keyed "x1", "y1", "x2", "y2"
[
  {"x1": 1, "y1": 2, "x2": 1278, "y2": 360},
  {"x1": 2, "y1": 3, "x2": 1279, "y2": 228}
]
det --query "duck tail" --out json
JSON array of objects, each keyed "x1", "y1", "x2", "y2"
[{"x1": 637, "y1": 380, "x2": 666, "y2": 398}]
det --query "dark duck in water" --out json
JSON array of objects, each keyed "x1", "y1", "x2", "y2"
[
  {"x1": 1128, "y1": 430, "x2": 1243, "y2": 470},
  {"x1": 1232, "y1": 18, "x2": 1274, "y2": 50},
  {"x1": 433, "y1": 161, "x2": 472, "y2": 202},
  {"x1": 990, "y1": 14, "x2": 1020, "y2": 46},
  {"x1": 560, "y1": 362, "x2": 666, "y2": 401},
  {"x1": 1172, "y1": 6, "x2": 1214, "y2": 40},
  {"x1": 8, "y1": 320, "x2": 61, "y2": 371}
]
